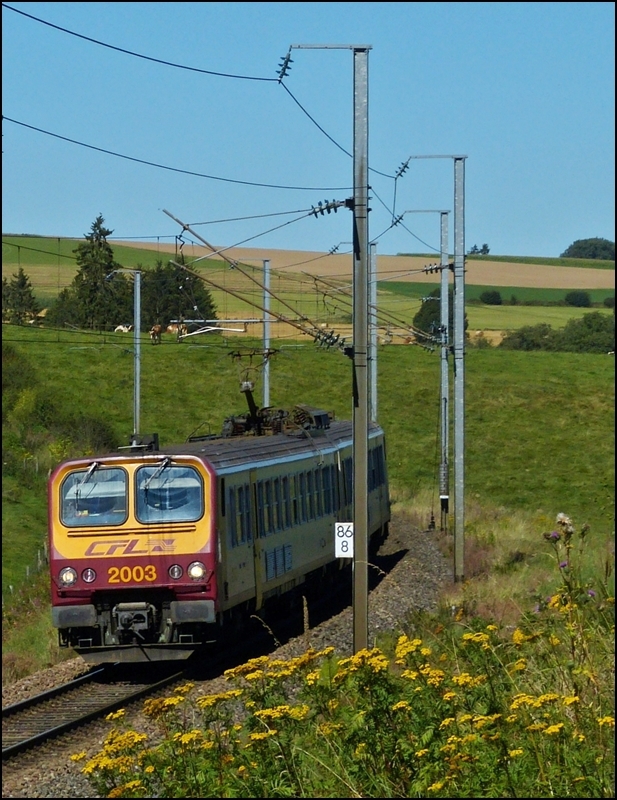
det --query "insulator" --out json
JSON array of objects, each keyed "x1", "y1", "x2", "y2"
[{"x1": 439, "y1": 463, "x2": 449, "y2": 496}]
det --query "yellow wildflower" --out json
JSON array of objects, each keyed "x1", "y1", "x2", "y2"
[
  {"x1": 428, "y1": 780, "x2": 445, "y2": 791},
  {"x1": 597, "y1": 716, "x2": 615, "y2": 727},
  {"x1": 512, "y1": 628, "x2": 534, "y2": 645},
  {"x1": 543, "y1": 723, "x2": 565, "y2": 735},
  {"x1": 562, "y1": 695, "x2": 580, "y2": 706},
  {"x1": 174, "y1": 682, "x2": 195, "y2": 694},
  {"x1": 247, "y1": 730, "x2": 278, "y2": 741},
  {"x1": 508, "y1": 749, "x2": 524, "y2": 757},
  {"x1": 144, "y1": 765, "x2": 155, "y2": 773},
  {"x1": 415, "y1": 749, "x2": 429, "y2": 757},
  {"x1": 105, "y1": 708, "x2": 126, "y2": 721}
]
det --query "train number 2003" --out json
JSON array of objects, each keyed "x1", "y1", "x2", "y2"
[{"x1": 108, "y1": 565, "x2": 157, "y2": 583}]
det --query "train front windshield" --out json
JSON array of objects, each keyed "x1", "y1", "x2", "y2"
[
  {"x1": 61, "y1": 466, "x2": 127, "y2": 526},
  {"x1": 136, "y1": 463, "x2": 204, "y2": 523}
]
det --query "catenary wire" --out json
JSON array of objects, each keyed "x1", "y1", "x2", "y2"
[{"x1": 2, "y1": 116, "x2": 352, "y2": 192}]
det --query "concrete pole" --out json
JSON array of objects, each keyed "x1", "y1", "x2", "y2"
[
  {"x1": 369, "y1": 242, "x2": 378, "y2": 422},
  {"x1": 439, "y1": 213, "x2": 450, "y2": 532},
  {"x1": 352, "y1": 46, "x2": 370, "y2": 653},
  {"x1": 133, "y1": 271, "x2": 141, "y2": 437},
  {"x1": 453, "y1": 158, "x2": 466, "y2": 581},
  {"x1": 263, "y1": 259, "x2": 270, "y2": 408}
]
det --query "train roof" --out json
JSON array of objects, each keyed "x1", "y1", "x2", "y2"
[{"x1": 115, "y1": 419, "x2": 384, "y2": 474}]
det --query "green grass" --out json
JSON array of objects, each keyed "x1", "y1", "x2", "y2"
[
  {"x1": 465, "y1": 304, "x2": 614, "y2": 330},
  {"x1": 380, "y1": 280, "x2": 615, "y2": 305},
  {"x1": 3, "y1": 326, "x2": 614, "y2": 595}
]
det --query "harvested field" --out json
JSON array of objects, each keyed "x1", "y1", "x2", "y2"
[{"x1": 116, "y1": 241, "x2": 615, "y2": 290}]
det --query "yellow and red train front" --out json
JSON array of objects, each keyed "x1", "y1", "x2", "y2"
[{"x1": 48, "y1": 454, "x2": 218, "y2": 655}]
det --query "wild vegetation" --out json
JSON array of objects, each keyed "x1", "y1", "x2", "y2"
[
  {"x1": 72, "y1": 511, "x2": 614, "y2": 798},
  {"x1": 2, "y1": 232, "x2": 614, "y2": 796}
]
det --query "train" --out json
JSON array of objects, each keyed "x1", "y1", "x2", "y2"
[{"x1": 48, "y1": 388, "x2": 390, "y2": 663}]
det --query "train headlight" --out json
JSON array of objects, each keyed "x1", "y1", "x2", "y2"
[
  {"x1": 81, "y1": 568, "x2": 97, "y2": 583},
  {"x1": 59, "y1": 567, "x2": 78, "y2": 587},
  {"x1": 187, "y1": 561, "x2": 206, "y2": 580},
  {"x1": 168, "y1": 564, "x2": 183, "y2": 580}
]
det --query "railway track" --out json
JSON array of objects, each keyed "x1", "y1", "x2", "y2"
[
  {"x1": 2, "y1": 531, "x2": 399, "y2": 764},
  {"x1": 2, "y1": 663, "x2": 185, "y2": 761}
]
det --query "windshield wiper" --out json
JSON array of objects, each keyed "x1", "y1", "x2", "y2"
[
  {"x1": 143, "y1": 457, "x2": 172, "y2": 491},
  {"x1": 76, "y1": 461, "x2": 100, "y2": 489}
]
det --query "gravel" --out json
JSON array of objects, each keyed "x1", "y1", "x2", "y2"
[{"x1": 2, "y1": 510, "x2": 452, "y2": 798}]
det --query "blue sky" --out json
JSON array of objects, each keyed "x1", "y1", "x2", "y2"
[{"x1": 2, "y1": 1, "x2": 614, "y2": 258}]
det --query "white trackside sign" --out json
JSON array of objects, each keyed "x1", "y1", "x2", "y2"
[{"x1": 334, "y1": 522, "x2": 354, "y2": 558}]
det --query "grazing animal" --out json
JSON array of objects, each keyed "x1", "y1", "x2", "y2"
[
  {"x1": 114, "y1": 324, "x2": 133, "y2": 333},
  {"x1": 150, "y1": 324, "x2": 163, "y2": 344},
  {"x1": 166, "y1": 323, "x2": 188, "y2": 338}
]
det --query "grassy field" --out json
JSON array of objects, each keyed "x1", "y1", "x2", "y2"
[
  {"x1": 2, "y1": 237, "x2": 615, "y2": 683},
  {"x1": 3, "y1": 235, "x2": 614, "y2": 334},
  {"x1": 3, "y1": 326, "x2": 614, "y2": 591}
]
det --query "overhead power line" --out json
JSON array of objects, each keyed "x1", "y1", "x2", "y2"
[
  {"x1": 2, "y1": 3, "x2": 276, "y2": 82},
  {"x1": 2, "y1": 116, "x2": 352, "y2": 192}
]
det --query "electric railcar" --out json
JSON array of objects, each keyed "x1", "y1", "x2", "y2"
[{"x1": 49, "y1": 404, "x2": 390, "y2": 663}]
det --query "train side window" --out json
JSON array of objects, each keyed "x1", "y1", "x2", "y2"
[
  {"x1": 256, "y1": 481, "x2": 266, "y2": 538},
  {"x1": 264, "y1": 480, "x2": 274, "y2": 535},
  {"x1": 375, "y1": 444, "x2": 385, "y2": 486},
  {"x1": 282, "y1": 476, "x2": 292, "y2": 528},
  {"x1": 273, "y1": 478, "x2": 283, "y2": 531},
  {"x1": 239, "y1": 484, "x2": 252, "y2": 543},
  {"x1": 322, "y1": 466, "x2": 332, "y2": 514},
  {"x1": 307, "y1": 471, "x2": 314, "y2": 519},
  {"x1": 227, "y1": 485, "x2": 238, "y2": 547},
  {"x1": 299, "y1": 473, "x2": 307, "y2": 522},
  {"x1": 291, "y1": 475, "x2": 299, "y2": 524},
  {"x1": 61, "y1": 467, "x2": 127, "y2": 527},
  {"x1": 316, "y1": 468, "x2": 323, "y2": 517}
]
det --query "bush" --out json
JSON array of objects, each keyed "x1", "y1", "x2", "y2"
[
  {"x1": 499, "y1": 324, "x2": 558, "y2": 351},
  {"x1": 555, "y1": 311, "x2": 615, "y2": 354},
  {"x1": 603, "y1": 296, "x2": 615, "y2": 309},
  {"x1": 500, "y1": 313, "x2": 615, "y2": 353},
  {"x1": 564, "y1": 291, "x2": 591, "y2": 308},
  {"x1": 479, "y1": 290, "x2": 502, "y2": 305}
]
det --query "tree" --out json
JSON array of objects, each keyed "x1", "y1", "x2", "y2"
[
  {"x1": 45, "y1": 215, "x2": 132, "y2": 330},
  {"x1": 560, "y1": 238, "x2": 615, "y2": 260},
  {"x1": 2, "y1": 267, "x2": 41, "y2": 324},
  {"x1": 480, "y1": 290, "x2": 502, "y2": 305},
  {"x1": 141, "y1": 255, "x2": 217, "y2": 328},
  {"x1": 467, "y1": 243, "x2": 490, "y2": 256},
  {"x1": 565, "y1": 291, "x2": 591, "y2": 308},
  {"x1": 412, "y1": 287, "x2": 468, "y2": 340}
]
